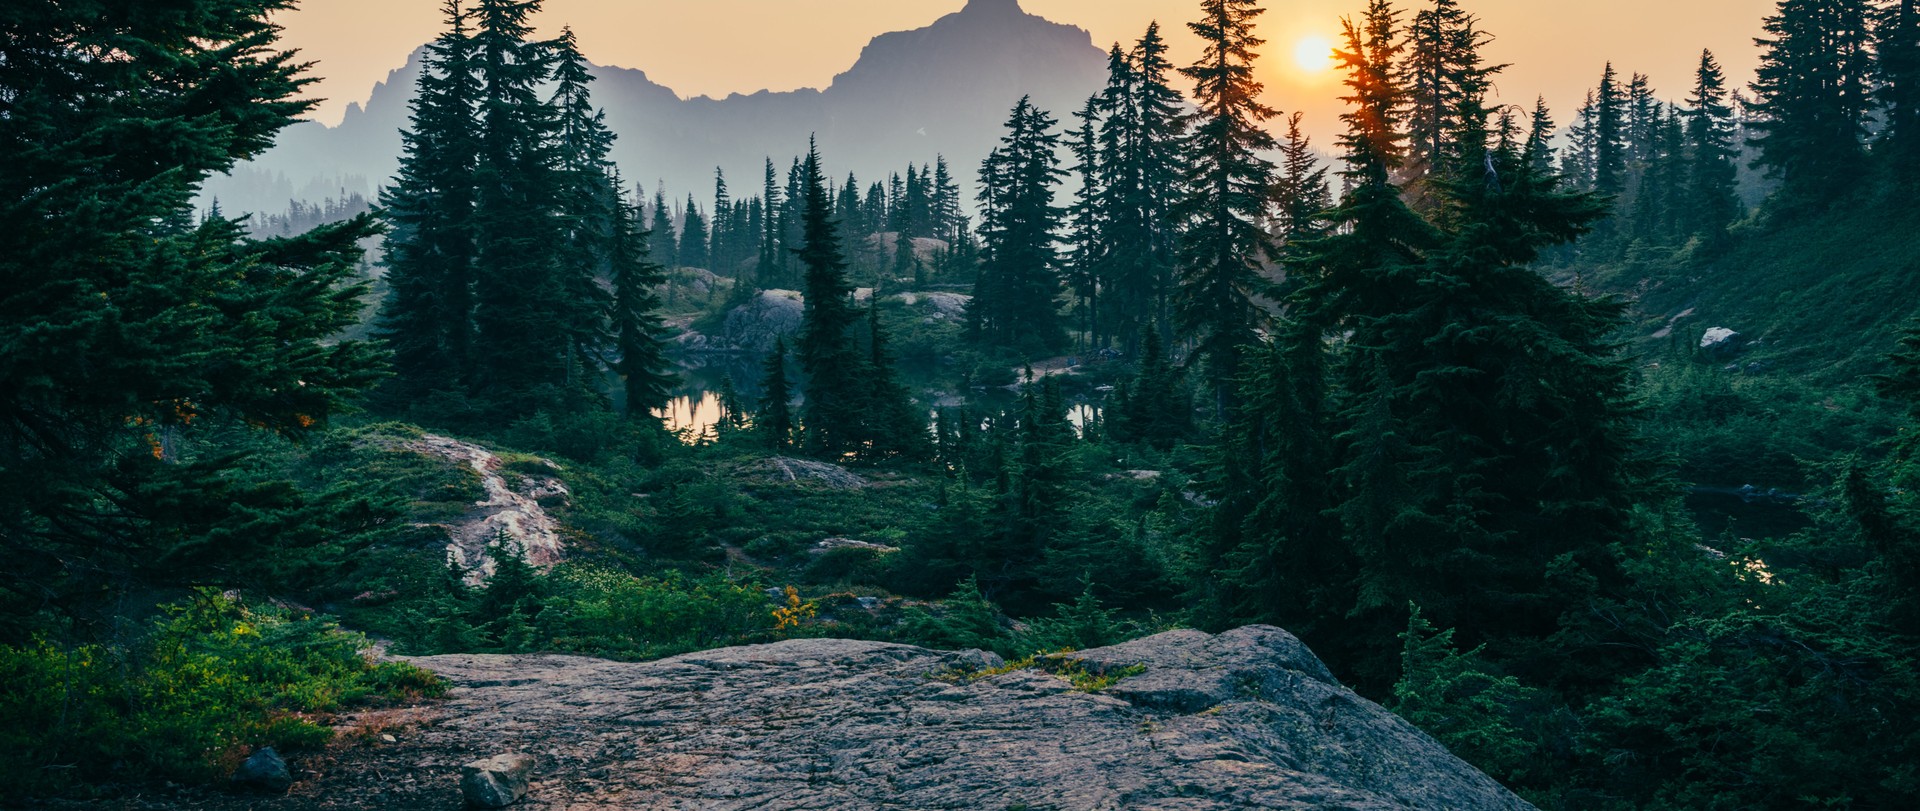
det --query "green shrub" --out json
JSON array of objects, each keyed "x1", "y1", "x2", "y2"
[
  {"x1": 542, "y1": 565, "x2": 776, "y2": 659},
  {"x1": 0, "y1": 590, "x2": 442, "y2": 794}
]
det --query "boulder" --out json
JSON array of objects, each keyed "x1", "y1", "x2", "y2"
[
  {"x1": 460, "y1": 753, "x2": 536, "y2": 808},
  {"x1": 1700, "y1": 327, "x2": 1748, "y2": 359},
  {"x1": 229, "y1": 747, "x2": 292, "y2": 794},
  {"x1": 383, "y1": 628, "x2": 1536, "y2": 810},
  {"x1": 718, "y1": 290, "x2": 804, "y2": 353}
]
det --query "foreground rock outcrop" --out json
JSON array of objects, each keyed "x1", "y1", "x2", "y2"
[{"x1": 94, "y1": 627, "x2": 1533, "y2": 810}]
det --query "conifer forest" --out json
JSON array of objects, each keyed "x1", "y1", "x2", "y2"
[{"x1": 6, "y1": 0, "x2": 1920, "y2": 807}]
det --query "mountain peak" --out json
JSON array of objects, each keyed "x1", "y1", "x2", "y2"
[{"x1": 963, "y1": 0, "x2": 1026, "y2": 14}]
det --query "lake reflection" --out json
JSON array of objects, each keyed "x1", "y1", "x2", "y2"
[{"x1": 654, "y1": 357, "x2": 1108, "y2": 441}]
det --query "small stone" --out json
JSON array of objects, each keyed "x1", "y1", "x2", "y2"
[
  {"x1": 381, "y1": 733, "x2": 398, "y2": 743},
  {"x1": 230, "y1": 747, "x2": 293, "y2": 794},
  {"x1": 461, "y1": 753, "x2": 536, "y2": 808}
]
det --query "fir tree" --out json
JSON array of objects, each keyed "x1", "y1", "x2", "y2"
[
  {"x1": 1749, "y1": 0, "x2": 1877, "y2": 199},
  {"x1": 757, "y1": 158, "x2": 784, "y2": 288},
  {"x1": 650, "y1": 184, "x2": 678, "y2": 269},
  {"x1": 757, "y1": 337, "x2": 796, "y2": 450},
  {"x1": 1095, "y1": 26, "x2": 1191, "y2": 350},
  {"x1": 861, "y1": 305, "x2": 929, "y2": 459},
  {"x1": 1879, "y1": 0, "x2": 1920, "y2": 174},
  {"x1": 1403, "y1": 0, "x2": 1502, "y2": 185},
  {"x1": 931, "y1": 157, "x2": 964, "y2": 242},
  {"x1": 610, "y1": 171, "x2": 675, "y2": 418},
  {"x1": 469, "y1": 0, "x2": 567, "y2": 402},
  {"x1": 710, "y1": 168, "x2": 731, "y2": 275},
  {"x1": 1, "y1": 0, "x2": 388, "y2": 611},
  {"x1": 1284, "y1": 4, "x2": 1640, "y2": 683},
  {"x1": 679, "y1": 195, "x2": 710, "y2": 270},
  {"x1": 969, "y1": 97, "x2": 1068, "y2": 351},
  {"x1": 1064, "y1": 96, "x2": 1107, "y2": 345},
  {"x1": 1593, "y1": 62, "x2": 1629, "y2": 196},
  {"x1": 794, "y1": 139, "x2": 866, "y2": 457},
  {"x1": 1273, "y1": 112, "x2": 1333, "y2": 245},
  {"x1": 380, "y1": 0, "x2": 480, "y2": 397},
  {"x1": 1176, "y1": 0, "x2": 1282, "y2": 418},
  {"x1": 547, "y1": 27, "x2": 617, "y2": 390}
]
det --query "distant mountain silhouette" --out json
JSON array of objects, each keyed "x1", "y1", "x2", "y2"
[{"x1": 205, "y1": 0, "x2": 1107, "y2": 216}]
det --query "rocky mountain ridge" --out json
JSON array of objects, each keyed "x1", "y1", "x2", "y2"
[{"x1": 205, "y1": 0, "x2": 1107, "y2": 216}]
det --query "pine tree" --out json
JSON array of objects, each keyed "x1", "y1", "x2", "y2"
[
  {"x1": 1278, "y1": 3, "x2": 1642, "y2": 684},
  {"x1": 861, "y1": 305, "x2": 928, "y2": 459},
  {"x1": 969, "y1": 97, "x2": 1068, "y2": 351},
  {"x1": 1403, "y1": 0, "x2": 1502, "y2": 185},
  {"x1": 1749, "y1": 0, "x2": 1877, "y2": 199},
  {"x1": 1176, "y1": 0, "x2": 1281, "y2": 418},
  {"x1": 1, "y1": 0, "x2": 389, "y2": 610},
  {"x1": 380, "y1": 0, "x2": 481, "y2": 397},
  {"x1": 1204, "y1": 0, "x2": 1428, "y2": 643},
  {"x1": 1523, "y1": 97, "x2": 1559, "y2": 179},
  {"x1": 1879, "y1": 0, "x2": 1920, "y2": 174},
  {"x1": 757, "y1": 158, "x2": 784, "y2": 288},
  {"x1": 609, "y1": 171, "x2": 675, "y2": 418},
  {"x1": 931, "y1": 156, "x2": 963, "y2": 242},
  {"x1": 794, "y1": 139, "x2": 867, "y2": 457},
  {"x1": 1111, "y1": 325, "x2": 1189, "y2": 447},
  {"x1": 1273, "y1": 112, "x2": 1332, "y2": 245},
  {"x1": 547, "y1": 27, "x2": 617, "y2": 390},
  {"x1": 1593, "y1": 62, "x2": 1628, "y2": 196},
  {"x1": 1094, "y1": 26, "x2": 1191, "y2": 351},
  {"x1": 1685, "y1": 51, "x2": 1742, "y2": 238},
  {"x1": 1560, "y1": 90, "x2": 1598, "y2": 190},
  {"x1": 469, "y1": 0, "x2": 567, "y2": 402},
  {"x1": 710, "y1": 168, "x2": 731, "y2": 275},
  {"x1": 1064, "y1": 96, "x2": 1106, "y2": 345},
  {"x1": 757, "y1": 337, "x2": 796, "y2": 450},
  {"x1": 679, "y1": 195, "x2": 710, "y2": 270},
  {"x1": 650, "y1": 184, "x2": 678, "y2": 269}
]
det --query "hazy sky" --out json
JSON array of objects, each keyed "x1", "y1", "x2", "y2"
[{"x1": 275, "y1": 0, "x2": 1776, "y2": 143}]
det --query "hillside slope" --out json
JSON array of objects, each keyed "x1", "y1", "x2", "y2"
[{"x1": 1602, "y1": 197, "x2": 1920, "y2": 382}]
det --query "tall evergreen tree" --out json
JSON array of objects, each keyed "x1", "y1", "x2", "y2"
[
  {"x1": 1593, "y1": 63, "x2": 1629, "y2": 196},
  {"x1": 1749, "y1": 0, "x2": 1877, "y2": 199},
  {"x1": 1, "y1": 0, "x2": 389, "y2": 614},
  {"x1": 1266, "y1": 2, "x2": 1642, "y2": 684},
  {"x1": 679, "y1": 195, "x2": 710, "y2": 270},
  {"x1": 711, "y1": 168, "x2": 731, "y2": 275},
  {"x1": 1273, "y1": 112, "x2": 1333, "y2": 245},
  {"x1": 757, "y1": 337, "x2": 795, "y2": 450},
  {"x1": 1402, "y1": 0, "x2": 1501, "y2": 185},
  {"x1": 1879, "y1": 0, "x2": 1920, "y2": 173},
  {"x1": 930, "y1": 156, "x2": 964, "y2": 242},
  {"x1": 469, "y1": 0, "x2": 567, "y2": 402},
  {"x1": 547, "y1": 27, "x2": 617, "y2": 389},
  {"x1": 757, "y1": 158, "x2": 783, "y2": 288},
  {"x1": 1093, "y1": 26, "x2": 1191, "y2": 350},
  {"x1": 1685, "y1": 50, "x2": 1742, "y2": 238},
  {"x1": 380, "y1": 0, "x2": 481, "y2": 396},
  {"x1": 650, "y1": 184, "x2": 678, "y2": 269},
  {"x1": 969, "y1": 97, "x2": 1068, "y2": 351},
  {"x1": 609, "y1": 172, "x2": 675, "y2": 418},
  {"x1": 1064, "y1": 96, "x2": 1106, "y2": 344},
  {"x1": 1176, "y1": 0, "x2": 1282, "y2": 417},
  {"x1": 794, "y1": 140, "x2": 866, "y2": 457}
]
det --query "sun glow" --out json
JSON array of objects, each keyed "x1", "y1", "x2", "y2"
[{"x1": 1292, "y1": 35, "x2": 1335, "y2": 73}]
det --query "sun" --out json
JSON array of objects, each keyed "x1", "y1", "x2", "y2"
[{"x1": 1293, "y1": 35, "x2": 1335, "y2": 73}]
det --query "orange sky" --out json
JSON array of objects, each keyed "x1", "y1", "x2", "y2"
[{"x1": 275, "y1": 0, "x2": 1775, "y2": 144}]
